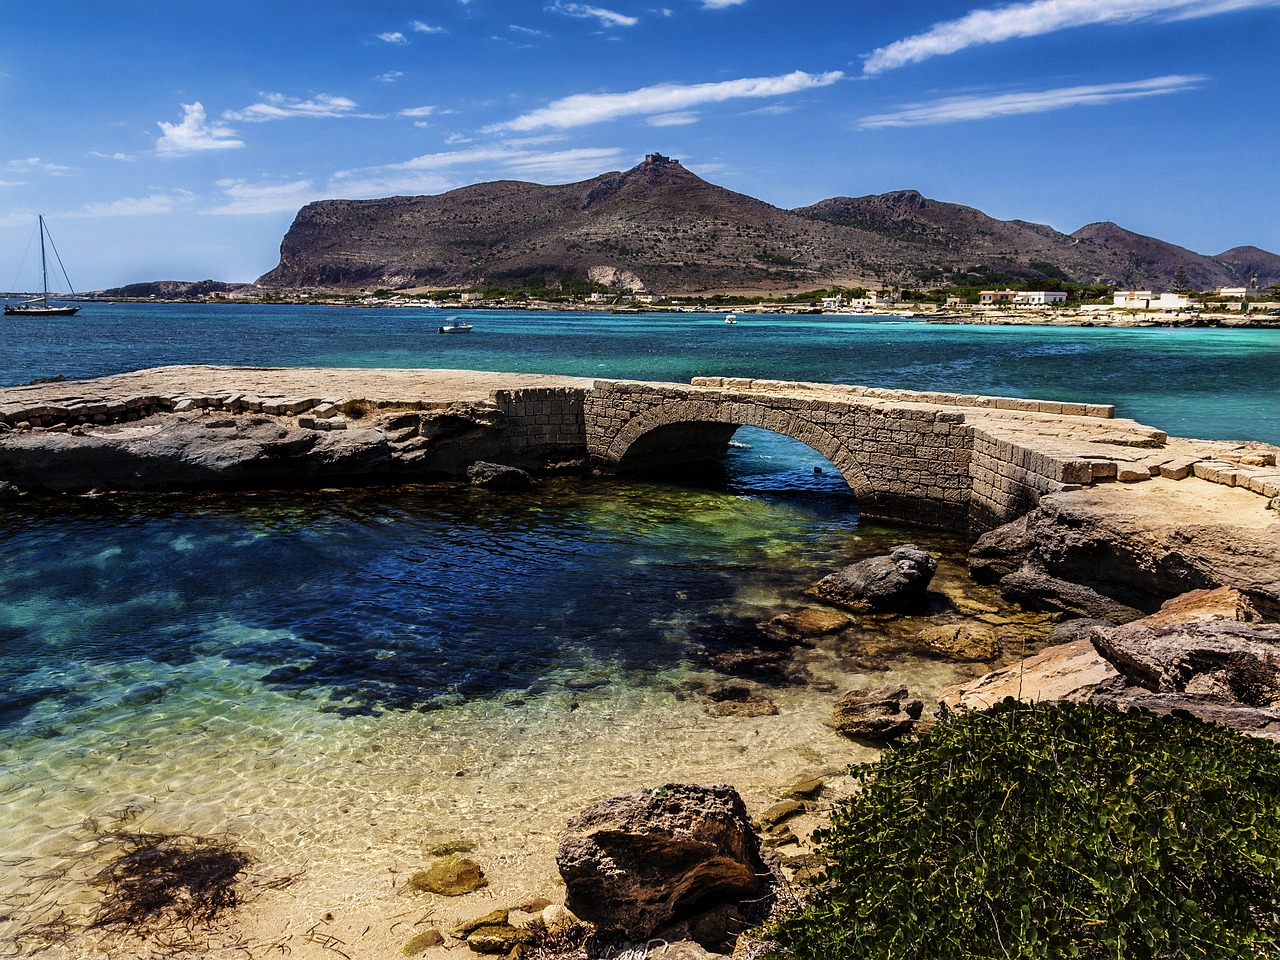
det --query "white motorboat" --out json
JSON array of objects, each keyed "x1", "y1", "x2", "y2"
[
  {"x1": 724, "y1": 313, "x2": 737, "y2": 324},
  {"x1": 438, "y1": 317, "x2": 474, "y2": 334}
]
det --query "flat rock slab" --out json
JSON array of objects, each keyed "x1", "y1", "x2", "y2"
[{"x1": 0, "y1": 365, "x2": 600, "y2": 409}]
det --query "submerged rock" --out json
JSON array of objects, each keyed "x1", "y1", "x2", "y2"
[
  {"x1": 808, "y1": 545, "x2": 937, "y2": 613},
  {"x1": 916, "y1": 622, "x2": 1000, "y2": 661},
  {"x1": 405, "y1": 855, "x2": 487, "y2": 896},
  {"x1": 466, "y1": 460, "x2": 533, "y2": 490},
  {"x1": 556, "y1": 782, "x2": 768, "y2": 946}
]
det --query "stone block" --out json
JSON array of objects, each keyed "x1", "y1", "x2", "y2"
[
  {"x1": 1193, "y1": 461, "x2": 1239, "y2": 486},
  {"x1": 1115, "y1": 462, "x2": 1150, "y2": 483}
]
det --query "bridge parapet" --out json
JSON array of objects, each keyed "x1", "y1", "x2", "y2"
[{"x1": 585, "y1": 377, "x2": 1184, "y2": 532}]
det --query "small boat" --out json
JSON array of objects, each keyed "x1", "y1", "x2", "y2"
[
  {"x1": 4, "y1": 215, "x2": 80, "y2": 317},
  {"x1": 724, "y1": 313, "x2": 737, "y2": 324},
  {"x1": 438, "y1": 316, "x2": 473, "y2": 334}
]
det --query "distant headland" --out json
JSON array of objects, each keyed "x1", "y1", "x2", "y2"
[{"x1": 95, "y1": 154, "x2": 1280, "y2": 313}]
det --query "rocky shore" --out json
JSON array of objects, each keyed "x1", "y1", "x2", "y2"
[{"x1": 4, "y1": 365, "x2": 1279, "y2": 959}]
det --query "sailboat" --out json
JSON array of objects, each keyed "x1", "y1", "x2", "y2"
[{"x1": 5, "y1": 216, "x2": 80, "y2": 317}]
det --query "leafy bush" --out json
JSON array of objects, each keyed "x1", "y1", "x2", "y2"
[{"x1": 766, "y1": 701, "x2": 1280, "y2": 960}]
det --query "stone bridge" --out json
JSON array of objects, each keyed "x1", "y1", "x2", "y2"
[
  {"x1": 1, "y1": 366, "x2": 1275, "y2": 533},
  {"x1": 581, "y1": 376, "x2": 1274, "y2": 532}
]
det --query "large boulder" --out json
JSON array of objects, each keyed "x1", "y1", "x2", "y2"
[
  {"x1": 970, "y1": 482, "x2": 1280, "y2": 619},
  {"x1": 466, "y1": 460, "x2": 533, "y2": 490},
  {"x1": 555, "y1": 783, "x2": 768, "y2": 948},
  {"x1": 808, "y1": 545, "x2": 937, "y2": 613}
]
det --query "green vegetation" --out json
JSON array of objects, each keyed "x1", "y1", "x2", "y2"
[{"x1": 765, "y1": 701, "x2": 1280, "y2": 960}]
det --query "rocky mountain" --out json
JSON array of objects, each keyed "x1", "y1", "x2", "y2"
[{"x1": 257, "y1": 154, "x2": 1277, "y2": 294}]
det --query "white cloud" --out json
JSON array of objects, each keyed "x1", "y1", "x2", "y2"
[
  {"x1": 156, "y1": 103, "x2": 244, "y2": 154},
  {"x1": 548, "y1": 2, "x2": 640, "y2": 27},
  {"x1": 863, "y1": 0, "x2": 1280, "y2": 74},
  {"x1": 224, "y1": 93, "x2": 362, "y2": 122},
  {"x1": 328, "y1": 144, "x2": 626, "y2": 197},
  {"x1": 377, "y1": 71, "x2": 406, "y2": 83},
  {"x1": 858, "y1": 74, "x2": 1206, "y2": 127},
  {"x1": 510, "y1": 24, "x2": 548, "y2": 36},
  {"x1": 648, "y1": 111, "x2": 700, "y2": 125},
  {"x1": 490, "y1": 69, "x2": 844, "y2": 131},
  {"x1": 378, "y1": 31, "x2": 408, "y2": 43},
  {"x1": 89, "y1": 151, "x2": 133, "y2": 161},
  {"x1": 399, "y1": 105, "x2": 437, "y2": 118},
  {"x1": 412, "y1": 20, "x2": 446, "y2": 33},
  {"x1": 78, "y1": 194, "x2": 187, "y2": 217},
  {"x1": 205, "y1": 178, "x2": 322, "y2": 215},
  {"x1": 702, "y1": 0, "x2": 747, "y2": 7},
  {"x1": 6, "y1": 157, "x2": 72, "y2": 175}
]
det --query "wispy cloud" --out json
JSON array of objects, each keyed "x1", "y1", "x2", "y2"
[
  {"x1": 205, "y1": 179, "x2": 322, "y2": 215},
  {"x1": 224, "y1": 93, "x2": 362, "y2": 122},
  {"x1": 89, "y1": 151, "x2": 133, "y2": 162},
  {"x1": 328, "y1": 144, "x2": 626, "y2": 196},
  {"x1": 412, "y1": 20, "x2": 446, "y2": 33},
  {"x1": 490, "y1": 69, "x2": 843, "y2": 131},
  {"x1": 858, "y1": 74, "x2": 1206, "y2": 127},
  {"x1": 78, "y1": 192, "x2": 195, "y2": 218},
  {"x1": 548, "y1": 2, "x2": 639, "y2": 27},
  {"x1": 702, "y1": 0, "x2": 747, "y2": 7},
  {"x1": 156, "y1": 103, "x2": 243, "y2": 154},
  {"x1": 510, "y1": 24, "x2": 548, "y2": 36},
  {"x1": 398, "y1": 105, "x2": 437, "y2": 118},
  {"x1": 648, "y1": 111, "x2": 700, "y2": 125},
  {"x1": 378, "y1": 31, "x2": 408, "y2": 44},
  {"x1": 864, "y1": 0, "x2": 1280, "y2": 74},
  {"x1": 6, "y1": 157, "x2": 72, "y2": 176},
  {"x1": 377, "y1": 71, "x2": 406, "y2": 83}
]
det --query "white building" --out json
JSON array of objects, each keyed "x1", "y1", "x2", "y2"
[
  {"x1": 1112, "y1": 291, "x2": 1191, "y2": 311},
  {"x1": 1013, "y1": 291, "x2": 1068, "y2": 306}
]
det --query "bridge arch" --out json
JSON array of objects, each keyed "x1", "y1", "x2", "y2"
[{"x1": 594, "y1": 396, "x2": 877, "y2": 501}]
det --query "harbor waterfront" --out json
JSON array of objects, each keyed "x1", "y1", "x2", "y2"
[{"x1": 1, "y1": 304, "x2": 1278, "y2": 957}]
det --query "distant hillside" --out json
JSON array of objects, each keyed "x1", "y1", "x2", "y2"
[
  {"x1": 97, "y1": 280, "x2": 249, "y2": 299},
  {"x1": 256, "y1": 155, "x2": 1277, "y2": 294}
]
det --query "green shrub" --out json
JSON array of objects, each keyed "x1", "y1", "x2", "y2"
[{"x1": 765, "y1": 701, "x2": 1280, "y2": 960}]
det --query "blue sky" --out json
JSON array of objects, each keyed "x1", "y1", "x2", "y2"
[{"x1": 3, "y1": 0, "x2": 1277, "y2": 289}]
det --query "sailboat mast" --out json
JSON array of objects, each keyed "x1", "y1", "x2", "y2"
[{"x1": 38, "y1": 215, "x2": 49, "y2": 301}]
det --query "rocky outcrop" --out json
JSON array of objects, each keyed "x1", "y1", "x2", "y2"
[
  {"x1": 556, "y1": 783, "x2": 768, "y2": 950},
  {"x1": 826, "y1": 684, "x2": 924, "y2": 742},
  {"x1": 940, "y1": 588, "x2": 1280, "y2": 739},
  {"x1": 808, "y1": 545, "x2": 937, "y2": 613},
  {"x1": 466, "y1": 461, "x2": 533, "y2": 490},
  {"x1": 969, "y1": 483, "x2": 1280, "y2": 620}
]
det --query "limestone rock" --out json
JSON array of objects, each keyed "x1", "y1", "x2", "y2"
[
  {"x1": 808, "y1": 544, "x2": 937, "y2": 613},
  {"x1": 766, "y1": 607, "x2": 852, "y2": 638},
  {"x1": 937, "y1": 638, "x2": 1120, "y2": 714},
  {"x1": 917, "y1": 622, "x2": 1000, "y2": 661},
  {"x1": 465, "y1": 924, "x2": 533, "y2": 954},
  {"x1": 466, "y1": 460, "x2": 533, "y2": 490},
  {"x1": 555, "y1": 782, "x2": 767, "y2": 942},
  {"x1": 969, "y1": 483, "x2": 1280, "y2": 619},
  {"x1": 703, "y1": 682, "x2": 778, "y2": 718},
  {"x1": 996, "y1": 563, "x2": 1145, "y2": 622},
  {"x1": 826, "y1": 684, "x2": 923, "y2": 742},
  {"x1": 1090, "y1": 619, "x2": 1280, "y2": 706},
  {"x1": 406, "y1": 855, "x2": 487, "y2": 896},
  {"x1": 402, "y1": 928, "x2": 445, "y2": 956}
]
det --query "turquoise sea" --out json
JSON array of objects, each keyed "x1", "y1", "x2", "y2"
[{"x1": 1, "y1": 305, "x2": 1276, "y2": 956}]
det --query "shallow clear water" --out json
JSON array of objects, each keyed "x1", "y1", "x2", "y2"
[{"x1": 0, "y1": 304, "x2": 1275, "y2": 952}]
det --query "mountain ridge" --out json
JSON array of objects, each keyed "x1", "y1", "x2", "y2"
[{"x1": 251, "y1": 155, "x2": 1278, "y2": 294}]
